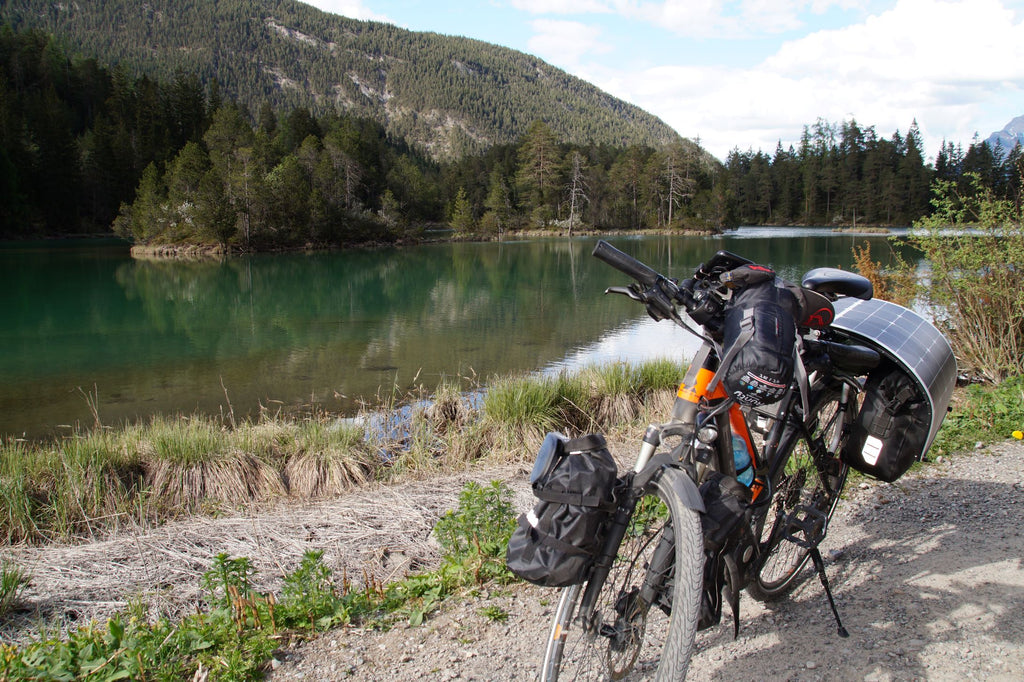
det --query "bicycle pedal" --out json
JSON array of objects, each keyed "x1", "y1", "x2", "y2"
[
  {"x1": 781, "y1": 504, "x2": 828, "y2": 549},
  {"x1": 821, "y1": 455, "x2": 844, "y2": 478}
]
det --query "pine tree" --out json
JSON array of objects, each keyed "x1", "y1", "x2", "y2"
[
  {"x1": 450, "y1": 186, "x2": 475, "y2": 234},
  {"x1": 516, "y1": 120, "x2": 561, "y2": 225}
]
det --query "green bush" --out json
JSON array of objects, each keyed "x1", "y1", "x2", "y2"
[
  {"x1": 433, "y1": 480, "x2": 517, "y2": 557},
  {"x1": 910, "y1": 173, "x2": 1024, "y2": 382}
]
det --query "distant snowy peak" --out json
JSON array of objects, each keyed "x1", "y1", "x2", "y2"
[{"x1": 985, "y1": 115, "x2": 1024, "y2": 153}]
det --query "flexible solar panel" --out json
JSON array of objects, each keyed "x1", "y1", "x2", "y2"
[{"x1": 831, "y1": 297, "x2": 957, "y2": 451}]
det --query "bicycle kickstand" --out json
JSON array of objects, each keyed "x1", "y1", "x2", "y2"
[
  {"x1": 783, "y1": 505, "x2": 849, "y2": 639},
  {"x1": 808, "y1": 547, "x2": 849, "y2": 638}
]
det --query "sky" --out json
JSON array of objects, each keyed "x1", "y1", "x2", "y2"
[{"x1": 300, "y1": 0, "x2": 1024, "y2": 162}]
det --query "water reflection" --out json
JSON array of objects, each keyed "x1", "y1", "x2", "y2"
[{"x1": 0, "y1": 230, "x2": 909, "y2": 437}]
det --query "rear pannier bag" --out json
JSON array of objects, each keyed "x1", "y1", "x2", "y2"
[
  {"x1": 506, "y1": 432, "x2": 618, "y2": 587},
  {"x1": 843, "y1": 362, "x2": 930, "y2": 482},
  {"x1": 717, "y1": 277, "x2": 797, "y2": 407}
]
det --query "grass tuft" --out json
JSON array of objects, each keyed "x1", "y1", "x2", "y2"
[{"x1": 0, "y1": 360, "x2": 685, "y2": 544}]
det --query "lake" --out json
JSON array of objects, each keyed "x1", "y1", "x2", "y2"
[{"x1": 0, "y1": 228, "x2": 913, "y2": 438}]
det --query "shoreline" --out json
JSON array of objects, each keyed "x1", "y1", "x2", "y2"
[
  {"x1": 0, "y1": 361, "x2": 682, "y2": 546},
  {"x1": 3, "y1": 222, "x2": 910, "y2": 260},
  {"x1": 125, "y1": 227, "x2": 724, "y2": 260}
]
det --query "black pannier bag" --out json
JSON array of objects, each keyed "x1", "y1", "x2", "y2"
[
  {"x1": 844, "y1": 361, "x2": 931, "y2": 482},
  {"x1": 716, "y1": 272, "x2": 797, "y2": 407},
  {"x1": 506, "y1": 432, "x2": 618, "y2": 587},
  {"x1": 830, "y1": 296, "x2": 958, "y2": 483}
]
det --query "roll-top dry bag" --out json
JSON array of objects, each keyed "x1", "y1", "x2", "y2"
[{"x1": 506, "y1": 433, "x2": 618, "y2": 587}]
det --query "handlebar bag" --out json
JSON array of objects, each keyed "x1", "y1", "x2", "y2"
[
  {"x1": 716, "y1": 280, "x2": 797, "y2": 406},
  {"x1": 843, "y1": 361, "x2": 930, "y2": 482},
  {"x1": 506, "y1": 433, "x2": 618, "y2": 587}
]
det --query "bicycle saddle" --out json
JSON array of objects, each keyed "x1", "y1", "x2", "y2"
[{"x1": 800, "y1": 268, "x2": 873, "y2": 300}]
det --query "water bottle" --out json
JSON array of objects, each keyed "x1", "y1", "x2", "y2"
[{"x1": 732, "y1": 433, "x2": 754, "y2": 486}]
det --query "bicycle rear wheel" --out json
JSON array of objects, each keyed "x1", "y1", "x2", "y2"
[
  {"x1": 747, "y1": 385, "x2": 850, "y2": 602},
  {"x1": 540, "y1": 467, "x2": 703, "y2": 681}
]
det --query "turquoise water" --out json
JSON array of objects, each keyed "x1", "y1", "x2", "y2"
[{"x1": 0, "y1": 229, "x2": 909, "y2": 437}]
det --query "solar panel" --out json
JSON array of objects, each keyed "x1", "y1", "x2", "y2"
[{"x1": 831, "y1": 297, "x2": 957, "y2": 451}]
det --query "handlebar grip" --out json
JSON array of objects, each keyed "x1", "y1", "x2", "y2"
[{"x1": 592, "y1": 240, "x2": 662, "y2": 288}]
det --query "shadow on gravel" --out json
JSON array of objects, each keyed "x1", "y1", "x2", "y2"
[{"x1": 691, "y1": 476, "x2": 1024, "y2": 681}]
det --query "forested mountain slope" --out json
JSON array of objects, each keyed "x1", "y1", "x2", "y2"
[{"x1": 1, "y1": 0, "x2": 681, "y2": 160}]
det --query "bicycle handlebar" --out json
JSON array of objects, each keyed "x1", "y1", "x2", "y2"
[{"x1": 592, "y1": 240, "x2": 663, "y2": 289}]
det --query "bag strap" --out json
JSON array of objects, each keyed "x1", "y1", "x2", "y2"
[
  {"x1": 707, "y1": 307, "x2": 756, "y2": 395},
  {"x1": 884, "y1": 383, "x2": 917, "y2": 412},
  {"x1": 564, "y1": 433, "x2": 607, "y2": 452},
  {"x1": 534, "y1": 488, "x2": 609, "y2": 508},
  {"x1": 517, "y1": 513, "x2": 593, "y2": 556}
]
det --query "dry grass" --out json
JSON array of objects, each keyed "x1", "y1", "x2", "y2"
[
  {"x1": 851, "y1": 241, "x2": 915, "y2": 306},
  {"x1": 0, "y1": 360, "x2": 687, "y2": 641},
  {"x1": 1, "y1": 361, "x2": 684, "y2": 545}
]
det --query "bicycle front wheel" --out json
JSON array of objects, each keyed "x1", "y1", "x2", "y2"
[
  {"x1": 747, "y1": 384, "x2": 850, "y2": 601},
  {"x1": 540, "y1": 467, "x2": 703, "y2": 681}
]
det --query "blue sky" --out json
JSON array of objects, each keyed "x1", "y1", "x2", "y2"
[{"x1": 301, "y1": 1, "x2": 1024, "y2": 162}]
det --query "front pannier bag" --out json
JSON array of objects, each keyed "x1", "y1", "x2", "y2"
[
  {"x1": 844, "y1": 361, "x2": 930, "y2": 482},
  {"x1": 506, "y1": 432, "x2": 618, "y2": 587},
  {"x1": 717, "y1": 277, "x2": 797, "y2": 407}
]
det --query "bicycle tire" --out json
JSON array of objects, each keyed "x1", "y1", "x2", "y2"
[
  {"x1": 540, "y1": 467, "x2": 703, "y2": 681},
  {"x1": 746, "y1": 384, "x2": 850, "y2": 602}
]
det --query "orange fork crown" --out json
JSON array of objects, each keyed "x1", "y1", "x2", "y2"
[{"x1": 676, "y1": 358, "x2": 765, "y2": 502}]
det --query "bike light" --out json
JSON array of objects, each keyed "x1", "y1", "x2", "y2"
[{"x1": 697, "y1": 425, "x2": 718, "y2": 444}]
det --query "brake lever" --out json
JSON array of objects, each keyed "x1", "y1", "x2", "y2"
[{"x1": 604, "y1": 285, "x2": 644, "y2": 302}]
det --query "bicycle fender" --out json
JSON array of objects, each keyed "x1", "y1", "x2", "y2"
[
  {"x1": 636, "y1": 454, "x2": 705, "y2": 513},
  {"x1": 660, "y1": 466, "x2": 705, "y2": 513}
]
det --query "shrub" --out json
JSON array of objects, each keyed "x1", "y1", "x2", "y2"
[
  {"x1": 851, "y1": 241, "x2": 915, "y2": 306},
  {"x1": 910, "y1": 173, "x2": 1024, "y2": 382}
]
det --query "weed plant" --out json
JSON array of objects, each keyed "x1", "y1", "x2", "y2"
[
  {"x1": 932, "y1": 377, "x2": 1024, "y2": 456},
  {"x1": 0, "y1": 480, "x2": 517, "y2": 680}
]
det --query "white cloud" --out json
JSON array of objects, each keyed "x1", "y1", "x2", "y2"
[
  {"x1": 510, "y1": 0, "x2": 615, "y2": 13},
  {"x1": 527, "y1": 19, "x2": 611, "y2": 68},
  {"x1": 514, "y1": 0, "x2": 871, "y2": 38},
  {"x1": 594, "y1": 0, "x2": 1024, "y2": 158},
  {"x1": 299, "y1": 1, "x2": 391, "y2": 23}
]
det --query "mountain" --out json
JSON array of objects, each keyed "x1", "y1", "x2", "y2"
[
  {"x1": 0, "y1": 0, "x2": 682, "y2": 160},
  {"x1": 985, "y1": 115, "x2": 1024, "y2": 155}
]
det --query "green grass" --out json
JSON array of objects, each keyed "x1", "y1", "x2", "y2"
[
  {"x1": 141, "y1": 416, "x2": 229, "y2": 466},
  {"x1": 0, "y1": 562, "x2": 29, "y2": 618},
  {"x1": 482, "y1": 373, "x2": 568, "y2": 432},
  {"x1": 0, "y1": 360, "x2": 684, "y2": 544},
  {"x1": 932, "y1": 377, "x2": 1024, "y2": 456},
  {"x1": 0, "y1": 480, "x2": 518, "y2": 680}
]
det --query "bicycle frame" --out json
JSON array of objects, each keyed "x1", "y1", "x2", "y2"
[
  {"x1": 561, "y1": 332, "x2": 858, "y2": 644},
  {"x1": 538, "y1": 241, "x2": 881, "y2": 679}
]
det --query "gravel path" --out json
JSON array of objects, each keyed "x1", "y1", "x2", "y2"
[
  {"x1": 267, "y1": 441, "x2": 1024, "y2": 681},
  {"x1": 3, "y1": 440, "x2": 1023, "y2": 681}
]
